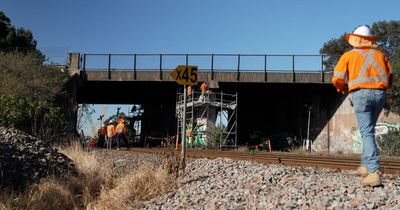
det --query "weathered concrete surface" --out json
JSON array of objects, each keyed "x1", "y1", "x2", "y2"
[
  {"x1": 81, "y1": 70, "x2": 332, "y2": 84},
  {"x1": 68, "y1": 52, "x2": 80, "y2": 76},
  {"x1": 314, "y1": 95, "x2": 400, "y2": 154}
]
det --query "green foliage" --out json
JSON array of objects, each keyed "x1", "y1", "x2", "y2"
[
  {"x1": 0, "y1": 95, "x2": 30, "y2": 130},
  {"x1": 372, "y1": 21, "x2": 400, "y2": 61},
  {"x1": 378, "y1": 128, "x2": 400, "y2": 156},
  {"x1": 207, "y1": 125, "x2": 227, "y2": 149},
  {"x1": 0, "y1": 95, "x2": 67, "y2": 143},
  {"x1": 287, "y1": 136, "x2": 302, "y2": 151},
  {"x1": 0, "y1": 52, "x2": 67, "y2": 101},
  {"x1": 319, "y1": 35, "x2": 351, "y2": 71},
  {"x1": 0, "y1": 11, "x2": 69, "y2": 143}
]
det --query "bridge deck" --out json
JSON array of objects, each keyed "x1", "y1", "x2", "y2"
[{"x1": 81, "y1": 70, "x2": 333, "y2": 84}]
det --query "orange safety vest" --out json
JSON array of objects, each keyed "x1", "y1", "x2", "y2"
[
  {"x1": 200, "y1": 83, "x2": 208, "y2": 93},
  {"x1": 98, "y1": 127, "x2": 106, "y2": 136},
  {"x1": 332, "y1": 48, "x2": 391, "y2": 93},
  {"x1": 107, "y1": 124, "x2": 116, "y2": 138},
  {"x1": 115, "y1": 123, "x2": 126, "y2": 134}
]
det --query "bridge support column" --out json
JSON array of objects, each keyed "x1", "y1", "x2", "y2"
[
  {"x1": 68, "y1": 53, "x2": 80, "y2": 76},
  {"x1": 65, "y1": 53, "x2": 81, "y2": 135}
]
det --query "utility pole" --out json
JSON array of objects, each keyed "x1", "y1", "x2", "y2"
[
  {"x1": 117, "y1": 107, "x2": 121, "y2": 117},
  {"x1": 181, "y1": 84, "x2": 187, "y2": 174},
  {"x1": 304, "y1": 104, "x2": 312, "y2": 153},
  {"x1": 97, "y1": 115, "x2": 104, "y2": 129}
]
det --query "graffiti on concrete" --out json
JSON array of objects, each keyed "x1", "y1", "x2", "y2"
[{"x1": 352, "y1": 122, "x2": 400, "y2": 153}]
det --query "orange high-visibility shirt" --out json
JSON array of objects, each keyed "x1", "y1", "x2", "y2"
[
  {"x1": 115, "y1": 123, "x2": 126, "y2": 134},
  {"x1": 107, "y1": 124, "x2": 116, "y2": 138},
  {"x1": 98, "y1": 127, "x2": 106, "y2": 136},
  {"x1": 332, "y1": 48, "x2": 391, "y2": 93},
  {"x1": 200, "y1": 82, "x2": 208, "y2": 93}
]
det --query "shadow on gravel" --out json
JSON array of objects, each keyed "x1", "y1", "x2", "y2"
[{"x1": 184, "y1": 175, "x2": 210, "y2": 184}]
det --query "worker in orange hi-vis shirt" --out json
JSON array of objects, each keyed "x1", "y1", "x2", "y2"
[
  {"x1": 115, "y1": 118, "x2": 129, "y2": 150},
  {"x1": 200, "y1": 82, "x2": 209, "y2": 101},
  {"x1": 106, "y1": 120, "x2": 116, "y2": 150},
  {"x1": 332, "y1": 25, "x2": 394, "y2": 187},
  {"x1": 97, "y1": 124, "x2": 107, "y2": 148}
]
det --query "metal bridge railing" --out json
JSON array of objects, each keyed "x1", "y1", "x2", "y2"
[{"x1": 80, "y1": 53, "x2": 330, "y2": 81}]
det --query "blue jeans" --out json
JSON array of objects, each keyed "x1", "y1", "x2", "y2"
[{"x1": 352, "y1": 89, "x2": 386, "y2": 173}]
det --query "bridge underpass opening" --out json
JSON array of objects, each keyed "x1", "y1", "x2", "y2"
[
  {"x1": 217, "y1": 82, "x2": 342, "y2": 151},
  {"x1": 77, "y1": 81, "x2": 179, "y2": 147},
  {"x1": 75, "y1": 79, "x2": 343, "y2": 151},
  {"x1": 77, "y1": 104, "x2": 144, "y2": 146}
]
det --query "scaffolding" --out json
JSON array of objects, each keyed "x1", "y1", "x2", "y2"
[{"x1": 176, "y1": 90, "x2": 238, "y2": 150}]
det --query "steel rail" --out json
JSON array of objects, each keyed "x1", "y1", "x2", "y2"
[{"x1": 126, "y1": 148, "x2": 400, "y2": 174}]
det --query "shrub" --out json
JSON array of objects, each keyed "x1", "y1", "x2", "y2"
[
  {"x1": 0, "y1": 95, "x2": 67, "y2": 143},
  {"x1": 378, "y1": 128, "x2": 400, "y2": 156},
  {"x1": 207, "y1": 125, "x2": 227, "y2": 149}
]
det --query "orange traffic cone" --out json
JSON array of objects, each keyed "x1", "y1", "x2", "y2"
[
  {"x1": 268, "y1": 139, "x2": 272, "y2": 152},
  {"x1": 175, "y1": 134, "x2": 180, "y2": 150}
]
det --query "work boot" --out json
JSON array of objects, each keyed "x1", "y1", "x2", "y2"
[
  {"x1": 356, "y1": 166, "x2": 368, "y2": 176},
  {"x1": 361, "y1": 171, "x2": 381, "y2": 187}
]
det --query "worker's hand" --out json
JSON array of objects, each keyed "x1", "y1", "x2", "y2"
[
  {"x1": 337, "y1": 86, "x2": 348, "y2": 94},
  {"x1": 335, "y1": 84, "x2": 348, "y2": 94}
]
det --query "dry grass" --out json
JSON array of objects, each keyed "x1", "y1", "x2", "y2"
[
  {"x1": 289, "y1": 146, "x2": 307, "y2": 155},
  {"x1": 236, "y1": 145, "x2": 249, "y2": 152},
  {"x1": 90, "y1": 166, "x2": 173, "y2": 210},
  {"x1": 26, "y1": 179, "x2": 75, "y2": 210},
  {"x1": 0, "y1": 141, "x2": 177, "y2": 210},
  {"x1": 0, "y1": 178, "x2": 75, "y2": 210},
  {"x1": 59, "y1": 142, "x2": 114, "y2": 206}
]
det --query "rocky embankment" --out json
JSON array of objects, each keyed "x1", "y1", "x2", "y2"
[{"x1": 0, "y1": 127, "x2": 77, "y2": 190}]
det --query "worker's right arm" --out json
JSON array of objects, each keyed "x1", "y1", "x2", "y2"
[{"x1": 332, "y1": 55, "x2": 349, "y2": 93}]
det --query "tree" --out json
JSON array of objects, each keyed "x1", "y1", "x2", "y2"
[
  {"x1": 0, "y1": 11, "x2": 70, "y2": 142},
  {"x1": 0, "y1": 52, "x2": 68, "y2": 101},
  {"x1": 320, "y1": 21, "x2": 400, "y2": 115},
  {"x1": 0, "y1": 52, "x2": 69, "y2": 142},
  {"x1": 0, "y1": 11, "x2": 43, "y2": 59},
  {"x1": 320, "y1": 35, "x2": 351, "y2": 71}
]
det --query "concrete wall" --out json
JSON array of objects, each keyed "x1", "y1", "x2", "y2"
[{"x1": 314, "y1": 95, "x2": 400, "y2": 154}]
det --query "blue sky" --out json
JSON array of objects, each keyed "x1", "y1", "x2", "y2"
[
  {"x1": 2, "y1": 0, "x2": 399, "y2": 58},
  {"x1": 1, "y1": 0, "x2": 399, "y2": 136}
]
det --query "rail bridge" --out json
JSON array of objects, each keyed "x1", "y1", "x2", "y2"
[{"x1": 68, "y1": 52, "x2": 355, "y2": 152}]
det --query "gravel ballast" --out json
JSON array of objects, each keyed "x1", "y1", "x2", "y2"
[
  {"x1": 139, "y1": 155, "x2": 400, "y2": 209},
  {"x1": 92, "y1": 149, "x2": 400, "y2": 209}
]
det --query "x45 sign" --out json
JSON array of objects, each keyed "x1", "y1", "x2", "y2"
[{"x1": 170, "y1": 65, "x2": 198, "y2": 85}]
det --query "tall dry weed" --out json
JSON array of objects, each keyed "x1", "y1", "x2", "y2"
[
  {"x1": 1, "y1": 142, "x2": 178, "y2": 210},
  {"x1": 289, "y1": 146, "x2": 307, "y2": 155},
  {"x1": 0, "y1": 190, "x2": 25, "y2": 210},
  {"x1": 90, "y1": 164, "x2": 174, "y2": 210},
  {"x1": 26, "y1": 179, "x2": 75, "y2": 210},
  {"x1": 59, "y1": 142, "x2": 113, "y2": 206}
]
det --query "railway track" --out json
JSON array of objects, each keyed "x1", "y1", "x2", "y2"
[{"x1": 127, "y1": 148, "x2": 400, "y2": 174}]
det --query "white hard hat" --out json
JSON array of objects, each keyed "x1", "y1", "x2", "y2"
[
  {"x1": 345, "y1": 25, "x2": 375, "y2": 40},
  {"x1": 344, "y1": 24, "x2": 376, "y2": 48},
  {"x1": 353, "y1": 25, "x2": 373, "y2": 37}
]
